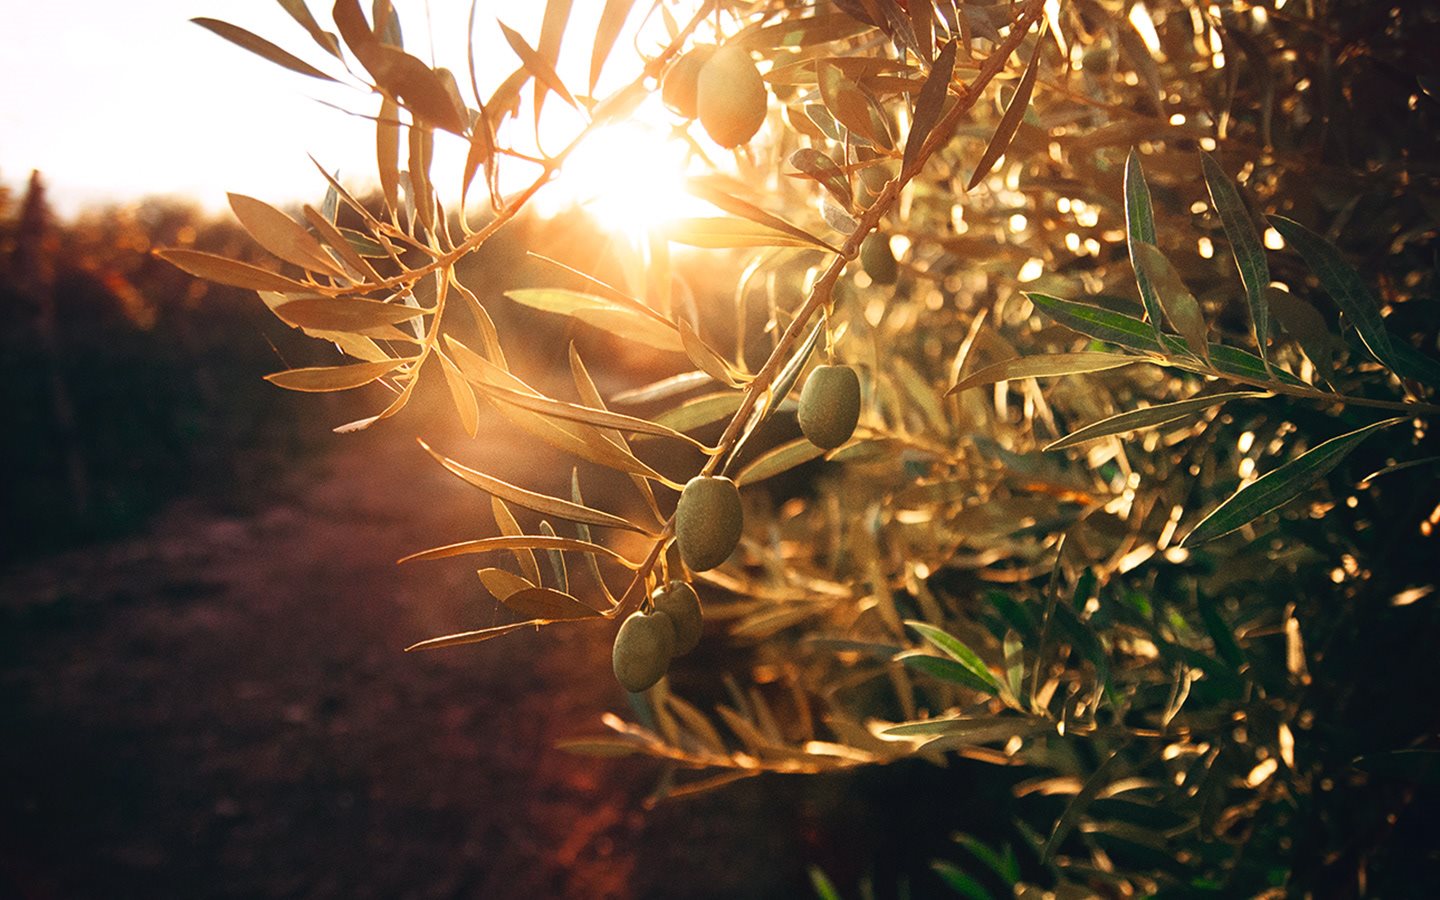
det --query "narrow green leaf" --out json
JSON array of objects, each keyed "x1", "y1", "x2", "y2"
[
  {"x1": 1123, "y1": 149, "x2": 1165, "y2": 334},
  {"x1": 1043, "y1": 749, "x2": 1125, "y2": 864},
  {"x1": 906, "y1": 621, "x2": 1002, "y2": 693},
  {"x1": 1202, "y1": 153, "x2": 1271, "y2": 367},
  {"x1": 1046, "y1": 392, "x2": 1269, "y2": 450},
  {"x1": 735, "y1": 438, "x2": 826, "y2": 487},
  {"x1": 897, "y1": 652, "x2": 998, "y2": 695},
  {"x1": 966, "y1": 26, "x2": 1044, "y2": 190},
  {"x1": 652, "y1": 391, "x2": 744, "y2": 433},
  {"x1": 1132, "y1": 241, "x2": 1209, "y2": 362},
  {"x1": 1269, "y1": 215, "x2": 1396, "y2": 368},
  {"x1": 930, "y1": 863, "x2": 997, "y2": 900},
  {"x1": 191, "y1": 17, "x2": 338, "y2": 81},
  {"x1": 1266, "y1": 287, "x2": 1336, "y2": 380},
  {"x1": 948, "y1": 352, "x2": 1140, "y2": 395},
  {"x1": 1184, "y1": 417, "x2": 1406, "y2": 545}
]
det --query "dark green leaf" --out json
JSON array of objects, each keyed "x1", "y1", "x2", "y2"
[
  {"x1": 1202, "y1": 153, "x2": 1271, "y2": 367},
  {"x1": 1269, "y1": 215, "x2": 1396, "y2": 368},
  {"x1": 1184, "y1": 417, "x2": 1406, "y2": 545},
  {"x1": 905, "y1": 621, "x2": 1004, "y2": 695},
  {"x1": 930, "y1": 862, "x2": 996, "y2": 900},
  {"x1": 948, "y1": 352, "x2": 1140, "y2": 395},
  {"x1": 1123, "y1": 148, "x2": 1165, "y2": 334},
  {"x1": 1045, "y1": 392, "x2": 1268, "y2": 450},
  {"x1": 1133, "y1": 241, "x2": 1208, "y2": 362}
]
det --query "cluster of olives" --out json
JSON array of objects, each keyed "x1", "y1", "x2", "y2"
[
  {"x1": 612, "y1": 581, "x2": 704, "y2": 692},
  {"x1": 663, "y1": 44, "x2": 768, "y2": 148}
]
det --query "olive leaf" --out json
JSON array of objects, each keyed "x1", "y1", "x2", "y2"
[
  {"x1": 490, "y1": 497, "x2": 543, "y2": 585},
  {"x1": 1202, "y1": 153, "x2": 1271, "y2": 368},
  {"x1": 688, "y1": 177, "x2": 839, "y2": 252},
  {"x1": 787, "y1": 148, "x2": 853, "y2": 212},
  {"x1": 156, "y1": 249, "x2": 308, "y2": 292},
  {"x1": 965, "y1": 24, "x2": 1044, "y2": 190},
  {"x1": 588, "y1": 0, "x2": 636, "y2": 92},
  {"x1": 905, "y1": 621, "x2": 1004, "y2": 695},
  {"x1": 902, "y1": 40, "x2": 956, "y2": 178},
  {"x1": 735, "y1": 438, "x2": 826, "y2": 486},
  {"x1": 497, "y1": 20, "x2": 578, "y2": 109},
  {"x1": 1131, "y1": 241, "x2": 1210, "y2": 363},
  {"x1": 1184, "y1": 417, "x2": 1407, "y2": 545},
  {"x1": 191, "y1": 17, "x2": 338, "y2": 81},
  {"x1": 264, "y1": 359, "x2": 408, "y2": 392},
  {"x1": 270, "y1": 296, "x2": 429, "y2": 333},
  {"x1": 1123, "y1": 149, "x2": 1165, "y2": 335},
  {"x1": 1045, "y1": 391, "x2": 1270, "y2": 451},
  {"x1": 667, "y1": 217, "x2": 832, "y2": 251},
  {"x1": 228, "y1": 193, "x2": 345, "y2": 277},
  {"x1": 405, "y1": 620, "x2": 543, "y2": 652},
  {"x1": 948, "y1": 352, "x2": 1140, "y2": 395}
]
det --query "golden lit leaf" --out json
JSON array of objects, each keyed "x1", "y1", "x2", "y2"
[
  {"x1": 497, "y1": 20, "x2": 578, "y2": 109},
  {"x1": 490, "y1": 497, "x2": 543, "y2": 585},
  {"x1": 156, "y1": 249, "x2": 308, "y2": 292},
  {"x1": 667, "y1": 217, "x2": 831, "y2": 250},
  {"x1": 478, "y1": 567, "x2": 533, "y2": 601},
  {"x1": 264, "y1": 359, "x2": 407, "y2": 392},
  {"x1": 399, "y1": 535, "x2": 640, "y2": 568},
  {"x1": 504, "y1": 288, "x2": 683, "y2": 352},
  {"x1": 437, "y1": 351, "x2": 480, "y2": 438},
  {"x1": 679, "y1": 319, "x2": 747, "y2": 388},
  {"x1": 687, "y1": 177, "x2": 838, "y2": 252},
  {"x1": 502, "y1": 587, "x2": 602, "y2": 620},
  {"x1": 735, "y1": 438, "x2": 826, "y2": 486},
  {"x1": 271, "y1": 296, "x2": 429, "y2": 332},
  {"x1": 405, "y1": 621, "x2": 541, "y2": 652},
  {"x1": 228, "y1": 193, "x2": 345, "y2": 276},
  {"x1": 589, "y1": 0, "x2": 637, "y2": 91},
  {"x1": 191, "y1": 17, "x2": 338, "y2": 81},
  {"x1": 418, "y1": 439, "x2": 654, "y2": 534},
  {"x1": 965, "y1": 23, "x2": 1045, "y2": 190}
]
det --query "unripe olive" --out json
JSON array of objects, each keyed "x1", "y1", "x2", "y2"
[
  {"x1": 652, "y1": 581, "x2": 703, "y2": 655},
  {"x1": 798, "y1": 364, "x2": 861, "y2": 450},
  {"x1": 860, "y1": 233, "x2": 898, "y2": 285},
  {"x1": 612, "y1": 610, "x2": 675, "y2": 693},
  {"x1": 674, "y1": 476, "x2": 743, "y2": 572},
  {"x1": 696, "y1": 46, "x2": 767, "y2": 148},
  {"x1": 661, "y1": 45, "x2": 715, "y2": 119}
]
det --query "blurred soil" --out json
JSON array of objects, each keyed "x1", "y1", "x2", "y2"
[{"x1": 0, "y1": 417, "x2": 835, "y2": 899}]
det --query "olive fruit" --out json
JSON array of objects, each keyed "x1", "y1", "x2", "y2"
[
  {"x1": 798, "y1": 364, "x2": 861, "y2": 450},
  {"x1": 661, "y1": 45, "x2": 716, "y2": 119},
  {"x1": 651, "y1": 581, "x2": 703, "y2": 655},
  {"x1": 860, "y1": 233, "x2": 898, "y2": 285},
  {"x1": 675, "y1": 475, "x2": 743, "y2": 572},
  {"x1": 612, "y1": 609, "x2": 676, "y2": 693},
  {"x1": 696, "y1": 46, "x2": 767, "y2": 148}
]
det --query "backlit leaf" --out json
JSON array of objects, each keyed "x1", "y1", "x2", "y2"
[
  {"x1": 786, "y1": 148, "x2": 852, "y2": 211},
  {"x1": 271, "y1": 296, "x2": 428, "y2": 332},
  {"x1": 490, "y1": 497, "x2": 543, "y2": 584},
  {"x1": 405, "y1": 620, "x2": 542, "y2": 651},
  {"x1": 503, "y1": 587, "x2": 601, "y2": 620},
  {"x1": 735, "y1": 438, "x2": 826, "y2": 486},
  {"x1": 1123, "y1": 148, "x2": 1164, "y2": 333},
  {"x1": 264, "y1": 359, "x2": 406, "y2": 392},
  {"x1": 903, "y1": 40, "x2": 956, "y2": 178},
  {"x1": 478, "y1": 566, "x2": 533, "y2": 601},
  {"x1": 399, "y1": 535, "x2": 640, "y2": 568},
  {"x1": 949, "y1": 352, "x2": 1139, "y2": 395},
  {"x1": 1202, "y1": 153, "x2": 1271, "y2": 367},
  {"x1": 497, "y1": 20, "x2": 578, "y2": 109},
  {"x1": 156, "y1": 249, "x2": 308, "y2": 292},
  {"x1": 1132, "y1": 242, "x2": 1210, "y2": 362},
  {"x1": 688, "y1": 178, "x2": 838, "y2": 252},
  {"x1": 667, "y1": 217, "x2": 832, "y2": 250},
  {"x1": 228, "y1": 193, "x2": 345, "y2": 276},
  {"x1": 965, "y1": 26, "x2": 1044, "y2": 190},
  {"x1": 1184, "y1": 417, "x2": 1406, "y2": 545},
  {"x1": 588, "y1": 0, "x2": 636, "y2": 92},
  {"x1": 679, "y1": 319, "x2": 746, "y2": 388},
  {"x1": 1046, "y1": 392, "x2": 1269, "y2": 450},
  {"x1": 504, "y1": 288, "x2": 683, "y2": 352},
  {"x1": 905, "y1": 621, "x2": 1003, "y2": 694},
  {"x1": 418, "y1": 439, "x2": 655, "y2": 534},
  {"x1": 897, "y1": 651, "x2": 998, "y2": 695},
  {"x1": 1268, "y1": 215, "x2": 1396, "y2": 369},
  {"x1": 191, "y1": 17, "x2": 338, "y2": 81}
]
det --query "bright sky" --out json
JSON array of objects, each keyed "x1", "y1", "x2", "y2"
[{"x1": 0, "y1": 1, "x2": 686, "y2": 220}]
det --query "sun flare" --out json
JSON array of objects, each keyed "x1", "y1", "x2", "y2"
[{"x1": 533, "y1": 111, "x2": 712, "y2": 241}]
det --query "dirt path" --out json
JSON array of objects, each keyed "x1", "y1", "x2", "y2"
[{"x1": 0, "y1": 420, "x2": 825, "y2": 898}]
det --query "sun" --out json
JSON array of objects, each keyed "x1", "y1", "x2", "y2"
[{"x1": 533, "y1": 105, "x2": 713, "y2": 241}]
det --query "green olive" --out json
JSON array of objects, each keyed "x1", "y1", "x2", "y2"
[
  {"x1": 661, "y1": 45, "x2": 716, "y2": 120},
  {"x1": 798, "y1": 364, "x2": 861, "y2": 450},
  {"x1": 696, "y1": 46, "x2": 768, "y2": 148},
  {"x1": 675, "y1": 475, "x2": 743, "y2": 572},
  {"x1": 652, "y1": 581, "x2": 703, "y2": 655},
  {"x1": 860, "y1": 233, "x2": 898, "y2": 285},
  {"x1": 612, "y1": 610, "x2": 675, "y2": 693}
]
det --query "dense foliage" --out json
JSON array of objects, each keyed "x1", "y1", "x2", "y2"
[{"x1": 166, "y1": 1, "x2": 1440, "y2": 895}]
